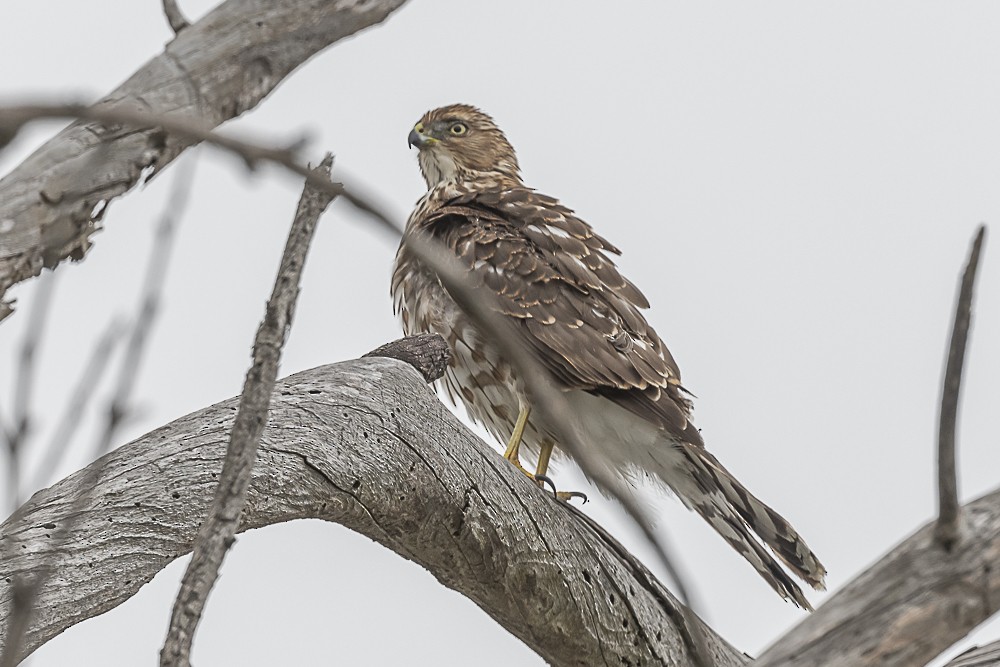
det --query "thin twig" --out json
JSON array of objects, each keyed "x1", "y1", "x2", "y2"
[
  {"x1": 396, "y1": 234, "x2": 713, "y2": 666},
  {"x1": 159, "y1": 155, "x2": 336, "y2": 667},
  {"x1": 5, "y1": 272, "x2": 58, "y2": 511},
  {"x1": 90, "y1": 153, "x2": 197, "y2": 460},
  {"x1": 0, "y1": 160, "x2": 195, "y2": 667},
  {"x1": 0, "y1": 101, "x2": 708, "y2": 662},
  {"x1": 27, "y1": 321, "x2": 123, "y2": 492},
  {"x1": 0, "y1": 103, "x2": 400, "y2": 236},
  {"x1": 162, "y1": 0, "x2": 190, "y2": 34},
  {"x1": 935, "y1": 225, "x2": 986, "y2": 549}
]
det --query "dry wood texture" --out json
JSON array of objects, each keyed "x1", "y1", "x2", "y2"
[{"x1": 0, "y1": 342, "x2": 747, "y2": 667}]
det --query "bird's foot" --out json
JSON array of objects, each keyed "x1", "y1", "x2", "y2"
[
  {"x1": 504, "y1": 453, "x2": 536, "y2": 480},
  {"x1": 535, "y1": 474, "x2": 588, "y2": 504}
]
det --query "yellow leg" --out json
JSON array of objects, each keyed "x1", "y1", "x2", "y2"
[
  {"x1": 504, "y1": 409, "x2": 586, "y2": 503},
  {"x1": 535, "y1": 440, "x2": 554, "y2": 479},
  {"x1": 503, "y1": 404, "x2": 533, "y2": 478},
  {"x1": 535, "y1": 439, "x2": 587, "y2": 503}
]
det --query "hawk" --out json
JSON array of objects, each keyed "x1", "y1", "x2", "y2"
[{"x1": 392, "y1": 104, "x2": 826, "y2": 609}]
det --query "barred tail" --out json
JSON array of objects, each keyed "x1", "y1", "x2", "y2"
[{"x1": 668, "y1": 442, "x2": 827, "y2": 610}]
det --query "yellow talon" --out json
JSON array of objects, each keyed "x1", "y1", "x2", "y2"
[
  {"x1": 503, "y1": 404, "x2": 533, "y2": 480},
  {"x1": 503, "y1": 409, "x2": 586, "y2": 503}
]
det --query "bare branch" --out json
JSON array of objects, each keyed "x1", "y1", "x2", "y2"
[
  {"x1": 159, "y1": 156, "x2": 336, "y2": 667},
  {"x1": 946, "y1": 640, "x2": 1000, "y2": 667},
  {"x1": 0, "y1": 98, "x2": 711, "y2": 653},
  {"x1": 95, "y1": 156, "x2": 196, "y2": 458},
  {"x1": 936, "y1": 225, "x2": 986, "y2": 549},
  {"x1": 0, "y1": 345, "x2": 747, "y2": 667},
  {"x1": 0, "y1": 0, "x2": 409, "y2": 319},
  {"x1": 0, "y1": 162, "x2": 194, "y2": 667},
  {"x1": 395, "y1": 233, "x2": 715, "y2": 663},
  {"x1": 26, "y1": 321, "x2": 122, "y2": 492},
  {"x1": 755, "y1": 488, "x2": 1000, "y2": 667},
  {"x1": 0, "y1": 103, "x2": 403, "y2": 239},
  {"x1": 4, "y1": 273, "x2": 57, "y2": 510},
  {"x1": 362, "y1": 334, "x2": 451, "y2": 382},
  {"x1": 162, "y1": 0, "x2": 190, "y2": 34}
]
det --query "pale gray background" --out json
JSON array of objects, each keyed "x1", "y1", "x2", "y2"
[{"x1": 2, "y1": 2, "x2": 999, "y2": 665}]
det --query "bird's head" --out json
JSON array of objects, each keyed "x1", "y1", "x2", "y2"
[{"x1": 408, "y1": 104, "x2": 521, "y2": 189}]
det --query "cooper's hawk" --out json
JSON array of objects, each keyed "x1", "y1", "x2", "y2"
[{"x1": 392, "y1": 104, "x2": 826, "y2": 609}]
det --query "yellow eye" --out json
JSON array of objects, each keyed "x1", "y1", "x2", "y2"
[{"x1": 450, "y1": 123, "x2": 468, "y2": 135}]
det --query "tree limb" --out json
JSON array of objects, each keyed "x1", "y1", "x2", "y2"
[
  {"x1": 936, "y1": 225, "x2": 986, "y2": 549},
  {"x1": 162, "y1": 0, "x2": 190, "y2": 34},
  {"x1": 755, "y1": 486, "x2": 1000, "y2": 667},
  {"x1": 159, "y1": 155, "x2": 335, "y2": 666},
  {"x1": 0, "y1": 159, "x2": 195, "y2": 667},
  {"x1": 0, "y1": 0, "x2": 409, "y2": 320},
  {"x1": 0, "y1": 338, "x2": 747, "y2": 667},
  {"x1": 946, "y1": 640, "x2": 1000, "y2": 667}
]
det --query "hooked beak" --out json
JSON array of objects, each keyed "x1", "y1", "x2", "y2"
[
  {"x1": 408, "y1": 124, "x2": 435, "y2": 149},
  {"x1": 407, "y1": 128, "x2": 423, "y2": 149}
]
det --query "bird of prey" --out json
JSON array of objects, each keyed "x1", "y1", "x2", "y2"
[{"x1": 392, "y1": 104, "x2": 826, "y2": 609}]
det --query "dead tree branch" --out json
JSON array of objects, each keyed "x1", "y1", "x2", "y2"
[
  {"x1": 753, "y1": 490, "x2": 1000, "y2": 667},
  {"x1": 159, "y1": 156, "x2": 336, "y2": 667},
  {"x1": 0, "y1": 0, "x2": 409, "y2": 319},
  {"x1": 0, "y1": 160, "x2": 195, "y2": 667},
  {"x1": 0, "y1": 101, "x2": 710, "y2": 659},
  {"x1": 162, "y1": 0, "x2": 190, "y2": 34},
  {"x1": 0, "y1": 102, "x2": 404, "y2": 242},
  {"x1": 0, "y1": 337, "x2": 747, "y2": 667},
  {"x1": 936, "y1": 225, "x2": 986, "y2": 548},
  {"x1": 756, "y1": 225, "x2": 995, "y2": 667},
  {"x1": 4, "y1": 273, "x2": 56, "y2": 511},
  {"x1": 946, "y1": 640, "x2": 1000, "y2": 667}
]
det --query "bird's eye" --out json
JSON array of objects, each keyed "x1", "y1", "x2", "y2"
[{"x1": 450, "y1": 123, "x2": 468, "y2": 135}]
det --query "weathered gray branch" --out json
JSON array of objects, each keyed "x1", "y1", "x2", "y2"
[
  {"x1": 946, "y1": 640, "x2": 1000, "y2": 667},
  {"x1": 755, "y1": 486, "x2": 1000, "y2": 667},
  {"x1": 0, "y1": 340, "x2": 747, "y2": 667},
  {"x1": 160, "y1": 156, "x2": 336, "y2": 666},
  {"x1": 936, "y1": 225, "x2": 986, "y2": 548},
  {"x1": 0, "y1": 0, "x2": 408, "y2": 319},
  {"x1": 162, "y1": 0, "x2": 190, "y2": 34}
]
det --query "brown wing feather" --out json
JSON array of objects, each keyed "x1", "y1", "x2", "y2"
[{"x1": 414, "y1": 187, "x2": 698, "y2": 445}]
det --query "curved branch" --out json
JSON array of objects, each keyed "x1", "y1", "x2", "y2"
[
  {"x1": 0, "y1": 340, "x2": 746, "y2": 667},
  {"x1": 936, "y1": 225, "x2": 986, "y2": 548},
  {"x1": 946, "y1": 640, "x2": 1000, "y2": 667},
  {"x1": 0, "y1": 0, "x2": 408, "y2": 319},
  {"x1": 160, "y1": 155, "x2": 335, "y2": 666},
  {"x1": 755, "y1": 486, "x2": 1000, "y2": 667}
]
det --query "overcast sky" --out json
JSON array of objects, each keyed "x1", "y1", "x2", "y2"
[{"x1": 2, "y1": 2, "x2": 1000, "y2": 665}]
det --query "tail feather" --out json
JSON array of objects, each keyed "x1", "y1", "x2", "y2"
[{"x1": 668, "y1": 442, "x2": 827, "y2": 610}]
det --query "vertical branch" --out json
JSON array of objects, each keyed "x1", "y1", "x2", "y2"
[
  {"x1": 91, "y1": 157, "x2": 196, "y2": 460},
  {"x1": 162, "y1": 0, "x2": 190, "y2": 34},
  {"x1": 4, "y1": 272, "x2": 57, "y2": 512},
  {"x1": 27, "y1": 322, "x2": 123, "y2": 491},
  {"x1": 935, "y1": 225, "x2": 986, "y2": 549},
  {"x1": 159, "y1": 155, "x2": 336, "y2": 667}
]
